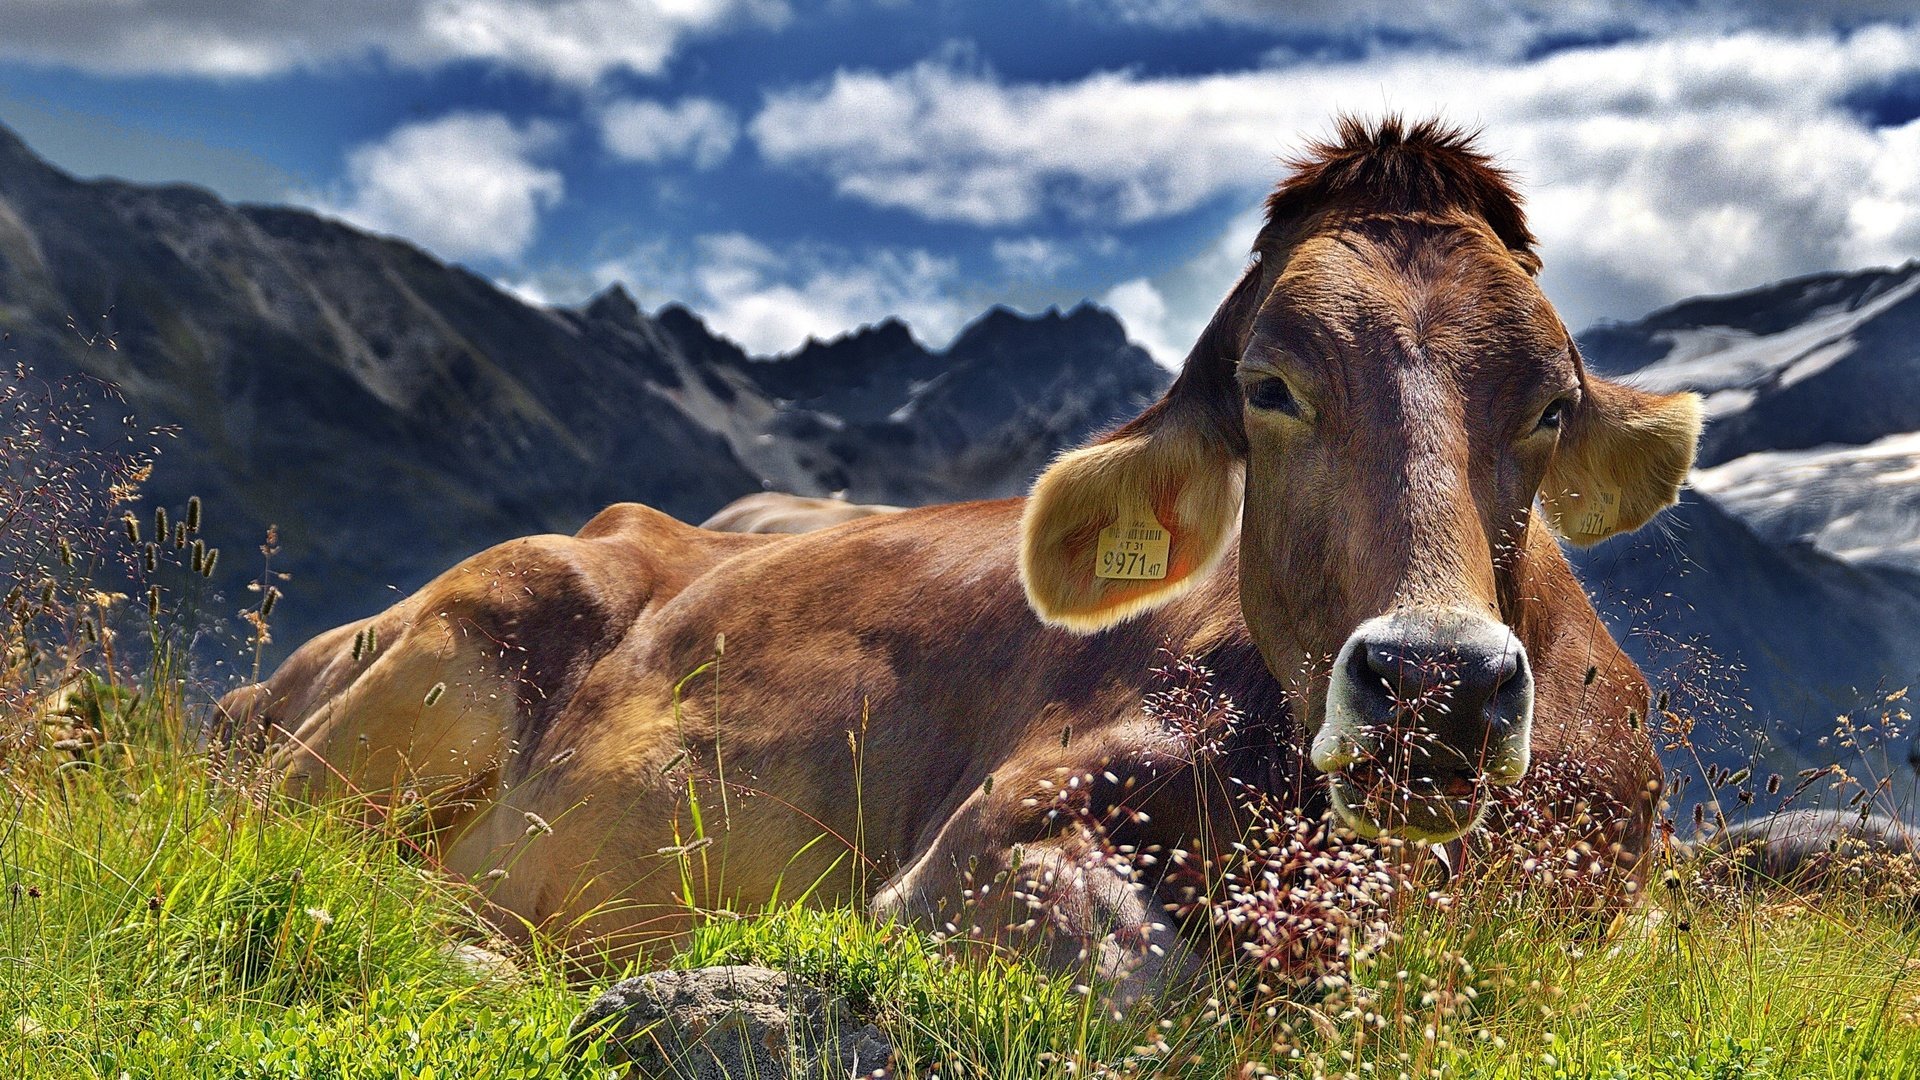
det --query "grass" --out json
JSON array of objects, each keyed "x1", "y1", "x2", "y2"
[
  {"x1": 5, "y1": 681, "x2": 1920, "y2": 1078},
  {"x1": 0, "y1": 698, "x2": 594, "y2": 1078}
]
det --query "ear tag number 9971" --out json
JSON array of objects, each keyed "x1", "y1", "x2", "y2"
[
  {"x1": 1095, "y1": 504, "x2": 1170, "y2": 580},
  {"x1": 1574, "y1": 486, "x2": 1621, "y2": 537}
]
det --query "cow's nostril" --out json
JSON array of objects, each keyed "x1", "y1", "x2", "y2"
[
  {"x1": 1492, "y1": 647, "x2": 1522, "y2": 690},
  {"x1": 1362, "y1": 641, "x2": 1431, "y2": 702},
  {"x1": 1352, "y1": 625, "x2": 1528, "y2": 722}
]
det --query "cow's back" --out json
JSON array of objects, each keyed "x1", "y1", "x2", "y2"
[{"x1": 700, "y1": 492, "x2": 905, "y2": 534}]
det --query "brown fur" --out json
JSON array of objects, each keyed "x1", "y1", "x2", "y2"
[{"x1": 222, "y1": 118, "x2": 1695, "y2": 991}]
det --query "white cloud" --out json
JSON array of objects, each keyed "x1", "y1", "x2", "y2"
[
  {"x1": 753, "y1": 27, "x2": 1920, "y2": 331},
  {"x1": 1084, "y1": 0, "x2": 1920, "y2": 51},
  {"x1": 753, "y1": 61, "x2": 1293, "y2": 226},
  {"x1": 597, "y1": 234, "x2": 972, "y2": 355},
  {"x1": 991, "y1": 236, "x2": 1077, "y2": 280},
  {"x1": 1101, "y1": 279, "x2": 1173, "y2": 363},
  {"x1": 315, "y1": 113, "x2": 564, "y2": 263},
  {"x1": 1102, "y1": 208, "x2": 1260, "y2": 367},
  {"x1": 0, "y1": 0, "x2": 787, "y2": 84},
  {"x1": 599, "y1": 97, "x2": 740, "y2": 168}
]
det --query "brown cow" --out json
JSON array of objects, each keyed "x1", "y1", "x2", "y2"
[
  {"x1": 698, "y1": 492, "x2": 904, "y2": 534},
  {"x1": 221, "y1": 118, "x2": 1697, "y2": 993}
]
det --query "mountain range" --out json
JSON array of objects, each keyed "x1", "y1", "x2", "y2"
[
  {"x1": 2, "y1": 120, "x2": 1916, "y2": 803},
  {"x1": 0, "y1": 122, "x2": 1166, "y2": 657},
  {"x1": 1578, "y1": 264, "x2": 1920, "y2": 797}
]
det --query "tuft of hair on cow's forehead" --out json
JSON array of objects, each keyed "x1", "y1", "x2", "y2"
[{"x1": 1257, "y1": 115, "x2": 1537, "y2": 269}]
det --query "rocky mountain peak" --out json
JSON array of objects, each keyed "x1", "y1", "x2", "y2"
[{"x1": 582, "y1": 282, "x2": 645, "y2": 328}]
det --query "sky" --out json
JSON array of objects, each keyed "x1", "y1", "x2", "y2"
[{"x1": 1, "y1": 2, "x2": 1917, "y2": 365}]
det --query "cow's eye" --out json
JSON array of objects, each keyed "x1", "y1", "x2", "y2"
[
  {"x1": 1536, "y1": 398, "x2": 1571, "y2": 432},
  {"x1": 1245, "y1": 376, "x2": 1299, "y2": 416}
]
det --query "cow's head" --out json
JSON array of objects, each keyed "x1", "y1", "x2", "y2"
[{"x1": 1020, "y1": 118, "x2": 1700, "y2": 842}]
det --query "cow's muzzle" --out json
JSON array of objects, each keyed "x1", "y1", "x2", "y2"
[{"x1": 1311, "y1": 609, "x2": 1533, "y2": 842}]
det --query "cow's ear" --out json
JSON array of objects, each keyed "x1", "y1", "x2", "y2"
[
  {"x1": 1020, "y1": 417, "x2": 1243, "y2": 632},
  {"x1": 1541, "y1": 376, "x2": 1702, "y2": 545},
  {"x1": 1020, "y1": 264, "x2": 1261, "y2": 632}
]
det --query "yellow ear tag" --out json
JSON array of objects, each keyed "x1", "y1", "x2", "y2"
[
  {"x1": 1095, "y1": 503, "x2": 1170, "y2": 580},
  {"x1": 1573, "y1": 485, "x2": 1621, "y2": 536}
]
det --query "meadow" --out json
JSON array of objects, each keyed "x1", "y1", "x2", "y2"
[{"x1": 5, "y1": 371, "x2": 1920, "y2": 1079}]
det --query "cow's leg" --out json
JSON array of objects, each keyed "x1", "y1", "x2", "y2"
[{"x1": 871, "y1": 785, "x2": 1190, "y2": 1004}]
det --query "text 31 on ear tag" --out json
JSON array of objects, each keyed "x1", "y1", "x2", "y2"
[
  {"x1": 1574, "y1": 486, "x2": 1621, "y2": 536},
  {"x1": 1095, "y1": 505, "x2": 1170, "y2": 580}
]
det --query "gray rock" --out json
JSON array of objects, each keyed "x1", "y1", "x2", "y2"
[
  {"x1": 573, "y1": 965, "x2": 893, "y2": 1079},
  {"x1": 1707, "y1": 808, "x2": 1918, "y2": 883}
]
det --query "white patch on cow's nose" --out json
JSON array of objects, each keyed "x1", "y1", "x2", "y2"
[
  {"x1": 1312, "y1": 615, "x2": 1392, "y2": 774},
  {"x1": 1309, "y1": 726, "x2": 1364, "y2": 775},
  {"x1": 1482, "y1": 740, "x2": 1531, "y2": 787}
]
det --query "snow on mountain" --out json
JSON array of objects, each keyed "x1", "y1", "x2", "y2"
[{"x1": 1581, "y1": 261, "x2": 1920, "y2": 576}]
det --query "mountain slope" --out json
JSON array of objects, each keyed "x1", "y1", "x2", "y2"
[
  {"x1": 1569, "y1": 493, "x2": 1920, "y2": 783},
  {"x1": 1576, "y1": 265, "x2": 1920, "y2": 790},
  {"x1": 1579, "y1": 263, "x2": 1920, "y2": 573},
  {"x1": 0, "y1": 123, "x2": 1167, "y2": 649}
]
